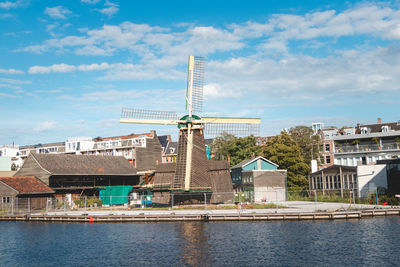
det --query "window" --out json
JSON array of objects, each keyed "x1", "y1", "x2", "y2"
[
  {"x1": 2, "y1": 197, "x2": 10, "y2": 203},
  {"x1": 361, "y1": 127, "x2": 368, "y2": 134},
  {"x1": 326, "y1": 156, "x2": 331, "y2": 164},
  {"x1": 325, "y1": 144, "x2": 330, "y2": 152},
  {"x1": 381, "y1": 126, "x2": 390, "y2": 132}
]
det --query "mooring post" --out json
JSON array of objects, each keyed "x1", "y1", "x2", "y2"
[{"x1": 315, "y1": 190, "x2": 318, "y2": 211}]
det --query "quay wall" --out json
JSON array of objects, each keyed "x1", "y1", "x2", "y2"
[{"x1": 1, "y1": 209, "x2": 400, "y2": 223}]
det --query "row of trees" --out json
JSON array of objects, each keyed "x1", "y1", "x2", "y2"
[{"x1": 210, "y1": 126, "x2": 320, "y2": 190}]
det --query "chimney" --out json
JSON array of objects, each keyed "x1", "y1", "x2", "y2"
[{"x1": 377, "y1": 118, "x2": 382, "y2": 124}]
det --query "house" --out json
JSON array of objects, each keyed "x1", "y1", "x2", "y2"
[
  {"x1": 0, "y1": 176, "x2": 54, "y2": 211},
  {"x1": 230, "y1": 156, "x2": 287, "y2": 203},
  {"x1": 14, "y1": 153, "x2": 139, "y2": 198},
  {"x1": 162, "y1": 141, "x2": 178, "y2": 163},
  {"x1": 309, "y1": 164, "x2": 387, "y2": 198}
]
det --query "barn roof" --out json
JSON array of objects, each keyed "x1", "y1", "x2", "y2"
[
  {"x1": 0, "y1": 176, "x2": 54, "y2": 194},
  {"x1": 29, "y1": 153, "x2": 137, "y2": 175}
]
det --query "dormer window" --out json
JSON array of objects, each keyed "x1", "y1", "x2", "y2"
[
  {"x1": 381, "y1": 125, "x2": 390, "y2": 132},
  {"x1": 170, "y1": 148, "x2": 175, "y2": 153},
  {"x1": 360, "y1": 127, "x2": 368, "y2": 134}
]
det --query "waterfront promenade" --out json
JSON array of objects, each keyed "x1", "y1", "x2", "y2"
[{"x1": 33, "y1": 201, "x2": 386, "y2": 216}]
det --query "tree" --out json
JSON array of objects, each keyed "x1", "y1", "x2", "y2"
[
  {"x1": 289, "y1": 126, "x2": 320, "y2": 166},
  {"x1": 261, "y1": 131, "x2": 309, "y2": 190},
  {"x1": 211, "y1": 133, "x2": 260, "y2": 166}
]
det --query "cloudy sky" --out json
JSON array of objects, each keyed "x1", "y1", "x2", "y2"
[{"x1": 1, "y1": 0, "x2": 400, "y2": 145}]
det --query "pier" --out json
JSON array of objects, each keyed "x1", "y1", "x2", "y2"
[{"x1": 1, "y1": 209, "x2": 399, "y2": 222}]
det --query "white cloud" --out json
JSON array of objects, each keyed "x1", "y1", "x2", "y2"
[
  {"x1": 28, "y1": 63, "x2": 75, "y2": 74},
  {"x1": 0, "y1": 1, "x2": 17, "y2": 9},
  {"x1": 45, "y1": 6, "x2": 72, "y2": 20},
  {"x1": 0, "y1": 92, "x2": 17, "y2": 98},
  {"x1": 0, "y1": 78, "x2": 30, "y2": 84},
  {"x1": 0, "y1": 0, "x2": 27, "y2": 10},
  {"x1": 81, "y1": 0, "x2": 100, "y2": 4},
  {"x1": 98, "y1": 0, "x2": 119, "y2": 16},
  {"x1": 34, "y1": 121, "x2": 57, "y2": 132},
  {"x1": 0, "y1": 68, "x2": 23, "y2": 74}
]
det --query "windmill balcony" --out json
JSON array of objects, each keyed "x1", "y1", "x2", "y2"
[{"x1": 335, "y1": 142, "x2": 400, "y2": 154}]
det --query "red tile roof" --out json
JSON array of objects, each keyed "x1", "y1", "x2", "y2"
[{"x1": 0, "y1": 176, "x2": 54, "y2": 194}]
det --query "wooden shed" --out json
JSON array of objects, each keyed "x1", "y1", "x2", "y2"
[
  {"x1": 0, "y1": 176, "x2": 54, "y2": 211},
  {"x1": 14, "y1": 153, "x2": 139, "y2": 197}
]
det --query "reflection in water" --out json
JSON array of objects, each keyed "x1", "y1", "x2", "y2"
[{"x1": 177, "y1": 222, "x2": 210, "y2": 266}]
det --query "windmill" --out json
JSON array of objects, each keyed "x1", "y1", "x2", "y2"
[{"x1": 120, "y1": 56, "x2": 261, "y2": 192}]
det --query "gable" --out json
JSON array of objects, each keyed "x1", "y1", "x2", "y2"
[{"x1": 242, "y1": 158, "x2": 278, "y2": 171}]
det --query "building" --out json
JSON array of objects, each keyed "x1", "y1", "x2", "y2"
[
  {"x1": 14, "y1": 153, "x2": 139, "y2": 198},
  {"x1": 162, "y1": 141, "x2": 178, "y2": 163},
  {"x1": 82, "y1": 131, "x2": 162, "y2": 173},
  {"x1": 0, "y1": 176, "x2": 54, "y2": 210},
  {"x1": 139, "y1": 160, "x2": 234, "y2": 205},
  {"x1": 333, "y1": 119, "x2": 400, "y2": 166},
  {"x1": 377, "y1": 158, "x2": 400, "y2": 195},
  {"x1": 8, "y1": 131, "x2": 164, "y2": 173},
  {"x1": 230, "y1": 156, "x2": 286, "y2": 202},
  {"x1": 309, "y1": 164, "x2": 387, "y2": 198}
]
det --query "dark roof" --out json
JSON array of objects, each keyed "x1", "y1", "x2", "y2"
[
  {"x1": 231, "y1": 156, "x2": 279, "y2": 169},
  {"x1": 165, "y1": 142, "x2": 178, "y2": 155},
  {"x1": 30, "y1": 153, "x2": 137, "y2": 175},
  {"x1": 208, "y1": 160, "x2": 230, "y2": 171},
  {"x1": 155, "y1": 163, "x2": 176, "y2": 173},
  {"x1": 311, "y1": 164, "x2": 357, "y2": 175},
  {"x1": 356, "y1": 122, "x2": 400, "y2": 133},
  {"x1": 0, "y1": 176, "x2": 54, "y2": 194},
  {"x1": 158, "y1": 135, "x2": 170, "y2": 151},
  {"x1": 20, "y1": 141, "x2": 65, "y2": 150}
]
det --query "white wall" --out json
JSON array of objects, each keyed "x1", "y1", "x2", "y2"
[
  {"x1": 357, "y1": 165, "x2": 387, "y2": 198},
  {"x1": 254, "y1": 187, "x2": 286, "y2": 203}
]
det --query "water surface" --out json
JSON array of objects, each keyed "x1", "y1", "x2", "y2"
[{"x1": 0, "y1": 217, "x2": 399, "y2": 266}]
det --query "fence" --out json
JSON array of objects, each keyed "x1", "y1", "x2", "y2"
[{"x1": 0, "y1": 189, "x2": 387, "y2": 215}]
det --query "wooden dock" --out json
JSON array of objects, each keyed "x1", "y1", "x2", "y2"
[{"x1": 1, "y1": 209, "x2": 399, "y2": 223}]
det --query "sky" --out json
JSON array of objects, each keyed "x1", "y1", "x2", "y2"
[{"x1": 1, "y1": 0, "x2": 400, "y2": 145}]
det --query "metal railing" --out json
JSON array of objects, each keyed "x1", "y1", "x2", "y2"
[
  {"x1": 335, "y1": 143, "x2": 400, "y2": 153},
  {"x1": 0, "y1": 189, "x2": 391, "y2": 215}
]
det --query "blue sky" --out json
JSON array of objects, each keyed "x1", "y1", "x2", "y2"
[{"x1": 1, "y1": 0, "x2": 400, "y2": 145}]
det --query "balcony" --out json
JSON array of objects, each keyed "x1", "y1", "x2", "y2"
[{"x1": 335, "y1": 142, "x2": 400, "y2": 153}]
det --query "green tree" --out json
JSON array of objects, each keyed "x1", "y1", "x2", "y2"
[
  {"x1": 211, "y1": 133, "x2": 260, "y2": 166},
  {"x1": 289, "y1": 126, "x2": 320, "y2": 166},
  {"x1": 261, "y1": 131, "x2": 309, "y2": 190}
]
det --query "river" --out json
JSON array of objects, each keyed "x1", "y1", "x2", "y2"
[{"x1": 1, "y1": 217, "x2": 399, "y2": 266}]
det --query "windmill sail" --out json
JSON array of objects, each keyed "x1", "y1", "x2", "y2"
[
  {"x1": 202, "y1": 117, "x2": 261, "y2": 136},
  {"x1": 120, "y1": 108, "x2": 179, "y2": 125},
  {"x1": 186, "y1": 56, "x2": 205, "y2": 114}
]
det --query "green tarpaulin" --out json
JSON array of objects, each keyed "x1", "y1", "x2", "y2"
[{"x1": 99, "y1": 186, "x2": 133, "y2": 205}]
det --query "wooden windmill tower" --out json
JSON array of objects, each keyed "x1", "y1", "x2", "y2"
[{"x1": 120, "y1": 56, "x2": 261, "y2": 192}]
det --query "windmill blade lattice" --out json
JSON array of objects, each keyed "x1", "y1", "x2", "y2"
[
  {"x1": 121, "y1": 108, "x2": 179, "y2": 120},
  {"x1": 204, "y1": 123, "x2": 260, "y2": 136},
  {"x1": 190, "y1": 56, "x2": 205, "y2": 113}
]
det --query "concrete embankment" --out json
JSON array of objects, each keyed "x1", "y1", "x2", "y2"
[{"x1": 1, "y1": 209, "x2": 399, "y2": 222}]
